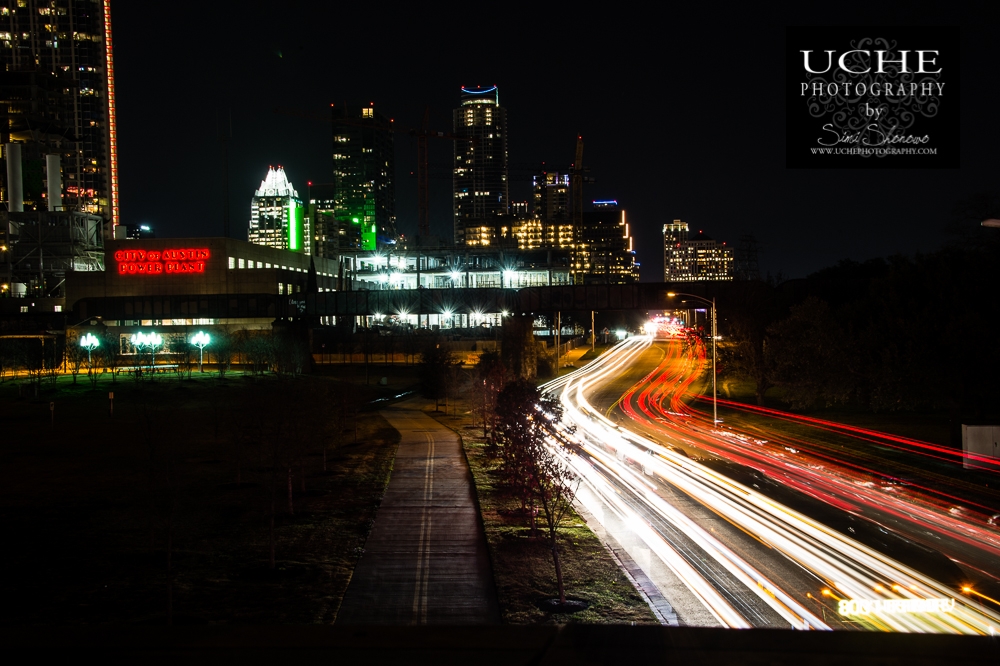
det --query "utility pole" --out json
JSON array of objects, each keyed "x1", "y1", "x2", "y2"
[
  {"x1": 711, "y1": 297, "x2": 717, "y2": 426},
  {"x1": 555, "y1": 311, "x2": 561, "y2": 372}
]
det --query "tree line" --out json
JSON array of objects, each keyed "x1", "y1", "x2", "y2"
[
  {"x1": 717, "y1": 232, "x2": 998, "y2": 421},
  {"x1": 419, "y1": 336, "x2": 580, "y2": 605}
]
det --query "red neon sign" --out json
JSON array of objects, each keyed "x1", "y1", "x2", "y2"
[{"x1": 115, "y1": 248, "x2": 210, "y2": 275}]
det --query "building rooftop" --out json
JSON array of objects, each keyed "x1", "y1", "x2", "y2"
[
  {"x1": 460, "y1": 85, "x2": 499, "y2": 105},
  {"x1": 254, "y1": 167, "x2": 299, "y2": 198}
]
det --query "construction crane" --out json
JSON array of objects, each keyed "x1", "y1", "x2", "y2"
[
  {"x1": 412, "y1": 107, "x2": 471, "y2": 239},
  {"x1": 571, "y1": 135, "x2": 585, "y2": 233},
  {"x1": 274, "y1": 105, "x2": 469, "y2": 240}
]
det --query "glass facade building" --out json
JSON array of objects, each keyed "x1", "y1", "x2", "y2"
[
  {"x1": 1, "y1": 0, "x2": 118, "y2": 225},
  {"x1": 453, "y1": 85, "x2": 508, "y2": 246},
  {"x1": 248, "y1": 167, "x2": 307, "y2": 254},
  {"x1": 331, "y1": 102, "x2": 395, "y2": 251}
]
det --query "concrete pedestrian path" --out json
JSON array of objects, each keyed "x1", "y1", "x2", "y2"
[{"x1": 336, "y1": 399, "x2": 501, "y2": 625}]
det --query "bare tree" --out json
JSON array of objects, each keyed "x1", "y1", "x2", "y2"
[
  {"x1": 101, "y1": 331, "x2": 122, "y2": 384},
  {"x1": 495, "y1": 380, "x2": 579, "y2": 604},
  {"x1": 66, "y1": 339, "x2": 86, "y2": 385},
  {"x1": 0, "y1": 338, "x2": 17, "y2": 382},
  {"x1": 213, "y1": 331, "x2": 235, "y2": 379},
  {"x1": 528, "y1": 428, "x2": 579, "y2": 606},
  {"x1": 87, "y1": 346, "x2": 104, "y2": 389}
]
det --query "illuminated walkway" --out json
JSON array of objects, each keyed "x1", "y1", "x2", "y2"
[{"x1": 336, "y1": 399, "x2": 501, "y2": 625}]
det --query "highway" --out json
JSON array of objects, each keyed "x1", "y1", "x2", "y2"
[
  {"x1": 612, "y1": 338, "x2": 1000, "y2": 603},
  {"x1": 540, "y1": 336, "x2": 1000, "y2": 634}
]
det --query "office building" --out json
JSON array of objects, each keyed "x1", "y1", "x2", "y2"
[
  {"x1": 307, "y1": 196, "x2": 363, "y2": 259},
  {"x1": 453, "y1": 85, "x2": 508, "y2": 246},
  {"x1": 578, "y1": 201, "x2": 637, "y2": 284},
  {"x1": 1, "y1": 0, "x2": 119, "y2": 226},
  {"x1": 663, "y1": 219, "x2": 734, "y2": 281},
  {"x1": 331, "y1": 102, "x2": 395, "y2": 250},
  {"x1": 248, "y1": 167, "x2": 307, "y2": 254},
  {"x1": 510, "y1": 171, "x2": 572, "y2": 251}
]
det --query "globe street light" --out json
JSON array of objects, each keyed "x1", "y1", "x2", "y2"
[
  {"x1": 668, "y1": 292, "x2": 719, "y2": 426},
  {"x1": 130, "y1": 331, "x2": 163, "y2": 374},
  {"x1": 191, "y1": 331, "x2": 211, "y2": 373},
  {"x1": 79, "y1": 332, "x2": 100, "y2": 373}
]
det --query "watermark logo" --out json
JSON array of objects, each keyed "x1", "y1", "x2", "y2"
[{"x1": 786, "y1": 27, "x2": 959, "y2": 169}]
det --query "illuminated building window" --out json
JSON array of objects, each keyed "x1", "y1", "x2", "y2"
[
  {"x1": 278, "y1": 282, "x2": 284, "y2": 294},
  {"x1": 238, "y1": 258, "x2": 245, "y2": 269},
  {"x1": 228, "y1": 257, "x2": 235, "y2": 269}
]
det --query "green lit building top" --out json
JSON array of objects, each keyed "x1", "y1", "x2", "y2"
[{"x1": 331, "y1": 102, "x2": 395, "y2": 251}]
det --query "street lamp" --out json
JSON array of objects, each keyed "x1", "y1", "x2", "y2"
[
  {"x1": 79, "y1": 332, "x2": 100, "y2": 372},
  {"x1": 667, "y1": 292, "x2": 719, "y2": 426},
  {"x1": 130, "y1": 331, "x2": 163, "y2": 373},
  {"x1": 191, "y1": 331, "x2": 211, "y2": 373}
]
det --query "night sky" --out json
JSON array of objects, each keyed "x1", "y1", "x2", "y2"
[{"x1": 112, "y1": 4, "x2": 999, "y2": 281}]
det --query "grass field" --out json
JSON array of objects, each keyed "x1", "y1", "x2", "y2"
[{"x1": 0, "y1": 370, "x2": 404, "y2": 626}]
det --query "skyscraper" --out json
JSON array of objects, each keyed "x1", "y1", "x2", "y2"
[
  {"x1": 331, "y1": 102, "x2": 394, "y2": 251},
  {"x1": 453, "y1": 85, "x2": 508, "y2": 246},
  {"x1": 578, "y1": 201, "x2": 637, "y2": 284},
  {"x1": 1, "y1": 0, "x2": 118, "y2": 226},
  {"x1": 663, "y1": 220, "x2": 733, "y2": 281},
  {"x1": 248, "y1": 167, "x2": 307, "y2": 253}
]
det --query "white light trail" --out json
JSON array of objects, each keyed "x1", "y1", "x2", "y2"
[{"x1": 541, "y1": 336, "x2": 1000, "y2": 634}]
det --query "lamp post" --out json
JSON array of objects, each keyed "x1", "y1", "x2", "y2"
[
  {"x1": 191, "y1": 331, "x2": 211, "y2": 373},
  {"x1": 80, "y1": 332, "x2": 100, "y2": 374},
  {"x1": 130, "y1": 331, "x2": 163, "y2": 375},
  {"x1": 667, "y1": 292, "x2": 718, "y2": 426}
]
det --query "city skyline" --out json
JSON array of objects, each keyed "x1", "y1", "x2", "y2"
[{"x1": 109, "y1": 6, "x2": 999, "y2": 282}]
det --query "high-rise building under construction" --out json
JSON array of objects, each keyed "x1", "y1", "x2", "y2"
[{"x1": 1, "y1": 0, "x2": 118, "y2": 225}]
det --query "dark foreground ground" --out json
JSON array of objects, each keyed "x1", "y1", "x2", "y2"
[
  {"x1": 0, "y1": 370, "x2": 403, "y2": 625},
  {"x1": 2, "y1": 625, "x2": 996, "y2": 665}
]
